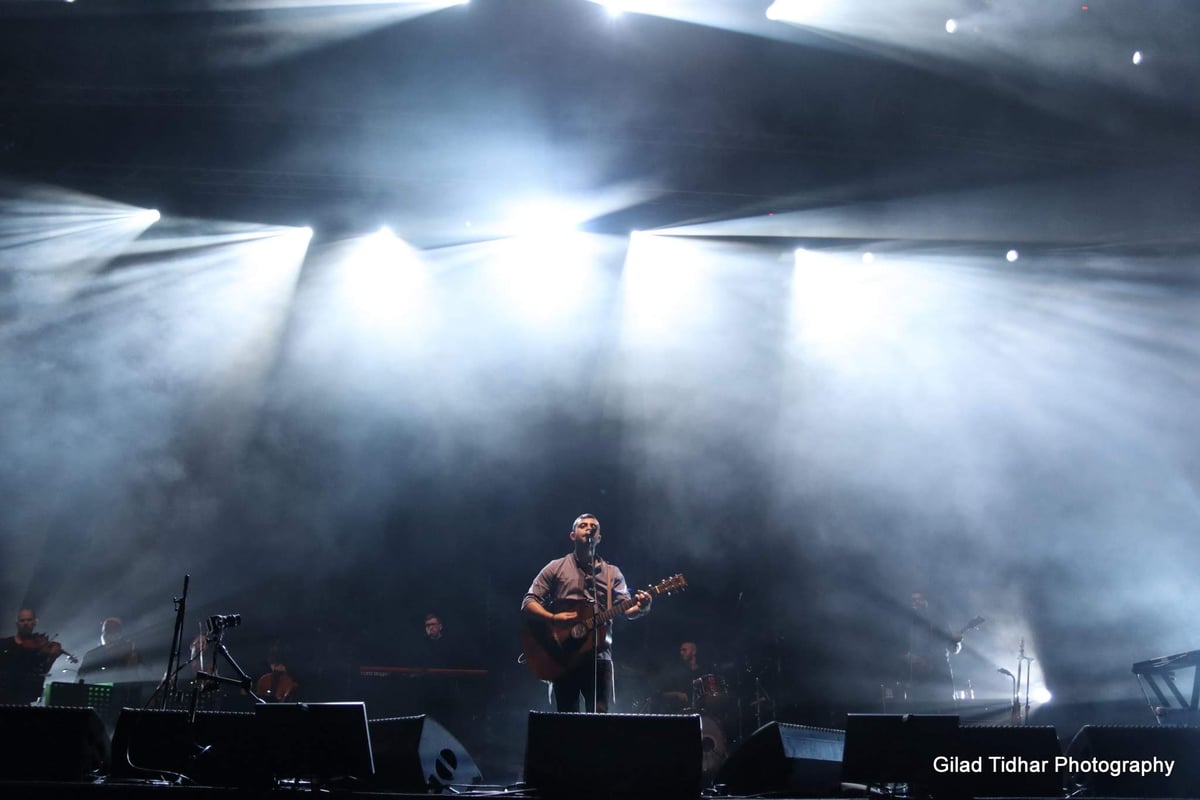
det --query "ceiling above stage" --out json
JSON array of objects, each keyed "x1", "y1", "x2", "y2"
[{"x1": 2, "y1": 0, "x2": 1199, "y2": 247}]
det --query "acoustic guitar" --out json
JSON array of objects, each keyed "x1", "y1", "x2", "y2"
[{"x1": 520, "y1": 573, "x2": 687, "y2": 681}]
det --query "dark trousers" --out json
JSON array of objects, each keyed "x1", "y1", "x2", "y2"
[{"x1": 552, "y1": 658, "x2": 613, "y2": 713}]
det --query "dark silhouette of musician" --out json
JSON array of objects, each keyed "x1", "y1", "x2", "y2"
[
  {"x1": 659, "y1": 640, "x2": 706, "y2": 711},
  {"x1": 901, "y1": 591, "x2": 962, "y2": 707},
  {"x1": 0, "y1": 608, "x2": 65, "y2": 704},
  {"x1": 78, "y1": 617, "x2": 143, "y2": 682}
]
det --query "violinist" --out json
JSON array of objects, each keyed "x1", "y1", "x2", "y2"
[{"x1": 0, "y1": 608, "x2": 65, "y2": 704}]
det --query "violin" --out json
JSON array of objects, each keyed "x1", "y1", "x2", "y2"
[{"x1": 20, "y1": 633, "x2": 76, "y2": 667}]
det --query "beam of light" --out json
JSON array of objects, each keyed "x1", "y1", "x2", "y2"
[
  {"x1": 0, "y1": 217, "x2": 310, "y2": 616},
  {"x1": 477, "y1": 231, "x2": 607, "y2": 327},
  {"x1": 0, "y1": 185, "x2": 162, "y2": 326},
  {"x1": 618, "y1": 232, "x2": 719, "y2": 345},
  {"x1": 766, "y1": 0, "x2": 830, "y2": 24},
  {"x1": 333, "y1": 226, "x2": 430, "y2": 336},
  {"x1": 596, "y1": 0, "x2": 626, "y2": 17}
]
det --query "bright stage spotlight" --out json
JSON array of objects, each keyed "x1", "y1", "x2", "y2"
[
  {"x1": 1132, "y1": 50, "x2": 1143, "y2": 65},
  {"x1": 765, "y1": 0, "x2": 827, "y2": 23},
  {"x1": 789, "y1": 247, "x2": 901, "y2": 354},
  {"x1": 861, "y1": 251, "x2": 875, "y2": 264},
  {"x1": 482, "y1": 230, "x2": 603, "y2": 326},
  {"x1": 945, "y1": 18, "x2": 958, "y2": 34},
  {"x1": 335, "y1": 226, "x2": 428, "y2": 332},
  {"x1": 1006, "y1": 249, "x2": 1020, "y2": 262}
]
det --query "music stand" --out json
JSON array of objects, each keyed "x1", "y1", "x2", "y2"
[{"x1": 1132, "y1": 650, "x2": 1200, "y2": 726}]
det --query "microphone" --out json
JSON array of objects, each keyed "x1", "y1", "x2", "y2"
[{"x1": 997, "y1": 668, "x2": 1014, "y2": 678}]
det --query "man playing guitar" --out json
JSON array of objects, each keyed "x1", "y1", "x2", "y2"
[{"x1": 521, "y1": 513, "x2": 653, "y2": 712}]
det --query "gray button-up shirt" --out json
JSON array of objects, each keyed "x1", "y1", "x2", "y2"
[{"x1": 523, "y1": 554, "x2": 632, "y2": 658}]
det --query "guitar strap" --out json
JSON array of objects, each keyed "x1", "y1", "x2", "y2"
[{"x1": 605, "y1": 562, "x2": 612, "y2": 612}]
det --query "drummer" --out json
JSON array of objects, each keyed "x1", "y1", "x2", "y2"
[{"x1": 658, "y1": 640, "x2": 707, "y2": 712}]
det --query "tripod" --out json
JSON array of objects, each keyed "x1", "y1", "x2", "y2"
[{"x1": 189, "y1": 614, "x2": 263, "y2": 721}]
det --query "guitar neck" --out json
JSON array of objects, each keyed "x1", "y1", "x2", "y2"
[{"x1": 585, "y1": 596, "x2": 635, "y2": 631}]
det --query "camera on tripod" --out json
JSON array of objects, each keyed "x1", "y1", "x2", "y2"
[{"x1": 205, "y1": 613, "x2": 242, "y2": 634}]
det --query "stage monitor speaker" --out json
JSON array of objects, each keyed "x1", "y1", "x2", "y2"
[
  {"x1": 0, "y1": 705, "x2": 109, "y2": 781},
  {"x1": 1066, "y1": 725, "x2": 1200, "y2": 797},
  {"x1": 524, "y1": 711, "x2": 701, "y2": 799},
  {"x1": 368, "y1": 714, "x2": 482, "y2": 792},
  {"x1": 256, "y1": 702, "x2": 374, "y2": 785},
  {"x1": 937, "y1": 725, "x2": 1063, "y2": 798},
  {"x1": 713, "y1": 721, "x2": 845, "y2": 797},
  {"x1": 110, "y1": 708, "x2": 264, "y2": 787},
  {"x1": 841, "y1": 713, "x2": 959, "y2": 786}
]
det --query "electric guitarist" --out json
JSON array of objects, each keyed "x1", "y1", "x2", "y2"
[
  {"x1": 521, "y1": 513, "x2": 653, "y2": 713},
  {"x1": 902, "y1": 590, "x2": 984, "y2": 707}
]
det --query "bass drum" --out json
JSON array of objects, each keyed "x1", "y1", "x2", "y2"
[{"x1": 700, "y1": 713, "x2": 728, "y2": 783}]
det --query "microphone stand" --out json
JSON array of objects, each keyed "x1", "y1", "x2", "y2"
[
  {"x1": 998, "y1": 668, "x2": 1019, "y2": 724},
  {"x1": 1012, "y1": 638, "x2": 1036, "y2": 725},
  {"x1": 589, "y1": 540, "x2": 600, "y2": 714},
  {"x1": 1022, "y1": 652, "x2": 1035, "y2": 725},
  {"x1": 155, "y1": 574, "x2": 189, "y2": 710}
]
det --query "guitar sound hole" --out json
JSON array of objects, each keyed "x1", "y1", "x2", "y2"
[{"x1": 571, "y1": 623, "x2": 588, "y2": 639}]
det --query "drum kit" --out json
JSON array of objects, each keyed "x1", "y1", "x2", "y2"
[
  {"x1": 690, "y1": 672, "x2": 731, "y2": 780},
  {"x1": 631, "y1": 664, "x2": 776, "y2": 783}
]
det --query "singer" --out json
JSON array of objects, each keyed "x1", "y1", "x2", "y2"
[{"x1": 521, "y1": 513, "x2": 652, "y2": 712}]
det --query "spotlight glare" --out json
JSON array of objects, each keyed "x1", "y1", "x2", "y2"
[
  {"x1": 1033, "y1": 687, "x2": 1052, "y2": 704},
  {"x1": 602, "y1": 1, "x2": 624, "y2": 16},
  {"x1": 766, "y1": 0, "x2": 825, "y2": 23},
  {"x1": 1132, "y1": 50, "x2": 1143, "y2": 65},
  {"x1": 861, "y1": 251, "x2": 874, "y2": 264},
  {"x1": 945, "y1": 18, "x2": 958, "y2": 33},
  {"x1": 1006, "y1": 249, "x2": 1020, "y2": 263}
]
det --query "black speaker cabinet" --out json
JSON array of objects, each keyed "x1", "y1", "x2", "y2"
[
  {"x1": 110, "y1": 708, "x2": 264, "y2": 787},
  {"x1": 524, "y1": 711, "x2": 702, "y2": 799},
  {"x1": 939, "y1": 725, "x2": 1063, "y2": 798},
  {"x1": 1066, "y1": 725, "x2": 1200, "y2": 797},
  {"x1": 841, "y1": 713, "x2": 959, "y2": 786},
  {"x1": 256, "y1": 702, "x2": 374, "y2": 784},
  {"x1": 714, "y1": 721, "x2": 845, "y2": 796},
  {"x1": 368, "y1": 714, "x2": 482, "y2": 791},
  {"x1": 0, "y1": 705, "x2": 109, "y2": 781}
]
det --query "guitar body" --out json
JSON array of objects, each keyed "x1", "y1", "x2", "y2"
[
  {"x1": 520, "y1": 600, "x2": 609, "y2": 681},
  {"x1": 519, "y1": 574, "x2": 688, "y2": 682}
]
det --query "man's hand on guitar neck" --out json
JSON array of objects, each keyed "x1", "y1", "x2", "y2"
[{"x1": 625, "y1": 590, "x2": 653, "y2": 619}]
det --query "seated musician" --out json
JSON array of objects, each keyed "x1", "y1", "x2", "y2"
[
  {"x1": 78, "y1": 617, "x2": 143, "y2": 683},
  {"x1": 521, "y1": 513, "x2": 652, "y2": 713},
  {"x1": 658, "y1": 640, "x2": 706, "y2": 712},
  {"x1": 256, "y1": 641, "x2": 299, "y2": 702},
  {"x1": 0, "y1": 608, "x2": 65, "y2": 704}
]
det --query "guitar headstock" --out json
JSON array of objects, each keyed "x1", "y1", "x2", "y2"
[{"x1": 650, "y1": 573, "x2": 687, "y2": 596}]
